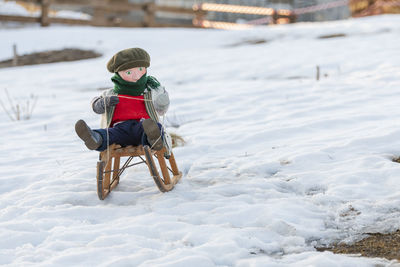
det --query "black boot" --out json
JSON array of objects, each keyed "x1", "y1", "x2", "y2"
[
  {"x1": 142, "y1": 119, "x2": 163, "y2": 151},
  {"x1": 75, "y1": 120, "x2": 103, "y2": 150}
]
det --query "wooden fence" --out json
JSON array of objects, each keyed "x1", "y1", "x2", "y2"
[
  {"x1": 0, "y1": 0, "x2": 200, "y2": 27},
  {"x1": 4, "y1": 1, "x2": 394, "y2": 29},
  {"x1": 0, "y1": 0, "x2": 298, "y2": 29}
]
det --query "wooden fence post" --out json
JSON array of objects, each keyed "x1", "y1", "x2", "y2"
[
  {"x1": 289, "y1": 13, "x2": 296, "y2": 23},
  {"x1": 92, "y1": 0, "x2": 108, "y2": 26},
  {"x1": 12, "y1": 44, "x2": 18, "y2": 67},
  {"x1": 193, "y1": 5, "x2": 206, "y2": 27},
  {"x1": 272, "y1": 9, "x2": 278, "y2": 24},
  {"x1": 40, "y1": 0, "x2": 50, "y2": 27},
  {"x1": 143, "y1": 2, "x2": 155, "y2": 27}
]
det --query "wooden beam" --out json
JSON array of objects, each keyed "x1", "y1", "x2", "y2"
[
  {"x1": 0, "y1": 14, "x2": 196, "y2": 28},
  {"x1": 14, "y1": 0, "x2": 41, "y2": 3},
  {"x1": 156, "y1": 150, "x2": 171, "y2": 185},
  {"x1": 155, "y1": 5, "x2": 196, "y2": 15},
  {"x1": 92, "y1": 2, "x2": 145, "y2": 13},
  {"x1": 49, "y1": 17, "x2": 92, "y2": 25},
  {"x1": 152, "y1": 22, "x2": 196, "y2": 28},
  {"x1": 0, "y1": 14, "x2": 40, "y2": 23},
  {"x1": 51, "y1": 0, "x2": 93, "y2": 4},
  {"x1": 106, "y1": 21, "x2": 144, "y2": 28}
]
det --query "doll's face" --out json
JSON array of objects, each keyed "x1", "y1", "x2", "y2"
[{"x1": 118, "y1": 67, "x2": 147, "y2": 82}]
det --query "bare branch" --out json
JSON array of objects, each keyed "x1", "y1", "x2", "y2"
[
  {"x1": 29, "y1": 95, "x2": 38, "y2": 118},
  {"x1": 0, "y1": 96, "x2": 15, "y2": 121}
]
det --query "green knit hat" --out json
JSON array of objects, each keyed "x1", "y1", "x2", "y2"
[{"x1": 107, "y1": 48, "x2": 150, "y2": 73}]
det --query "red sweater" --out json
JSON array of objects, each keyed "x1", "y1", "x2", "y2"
[{"x1": 111, "y1": 94, "x2": 150, "y2": 126}]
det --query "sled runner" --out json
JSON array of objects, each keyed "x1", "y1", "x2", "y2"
[{"x1": 96, "y1": 144, "x2": 182, "y2": 200}]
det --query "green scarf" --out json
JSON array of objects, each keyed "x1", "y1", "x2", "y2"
[{"x1": 111, "y1": 73, "x2": 148, "y2": 96}]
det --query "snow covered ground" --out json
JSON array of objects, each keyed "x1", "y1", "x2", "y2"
[{"x1": 0, "y1": 14, "x2": 400, "y2": 266}]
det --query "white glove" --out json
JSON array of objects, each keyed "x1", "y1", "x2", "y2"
[{"x1": 152, "y1": 86, "x2": 170, "y2": 116}]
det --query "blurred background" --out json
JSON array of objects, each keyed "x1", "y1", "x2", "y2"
[{"x1": 0, "y1": 0, "x2": 399, "y2": 30}]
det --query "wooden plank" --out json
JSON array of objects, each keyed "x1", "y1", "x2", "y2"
[
  {"x1": 197, "y1": 3, "x2": 275, "y2": 15},
  {"x1": 14, "y1": 0, "x2": 41, "y2": 3},
  {"x1": 110, "y1": 146, "x2": 144, "y2": 157},
  {"x1": 96, "y1": 160, "x2": 106, "y2": 200},
  {"x1": 0, "y1": 14, "x2": 40, "y2": 23},
  {"x1": 103, "y1": 157, "x2": 112, "y2": 191},
  {"x1": 107, "y1": 21, "x2": 145, "y2": 28},
  {"x1": 156, "y1": 150, "x2": 171, "y2": 185},
  {"x1": 112, "y1": 156, "x2": 120, "y2": 183},
  {"x1": 168, "y1": 152, "x2": 180, "y2": 176},
  {"x1": 109, "y1": 156, "x2": 120, "y2": 191},
  {"x1": 51, "y1": 0, "x2": 93, "y2": 5},
  {"x1": 0, "y1": 17, "x2": 195, "y2": 28},
  {"x1": 141, "y1": 22, "x2": 196, "y2": 28},
  {"x1": 49, "y1": 17, "x2": 91, "y2": 25},
  {"x1": 155, "y1": 5, "x2": 196, "y2": 15},
  {"x1": 15, "y1": 0, "x2": 91, "y2": 4},
  {"x1": 92, "y1": 2, "x2": 145, "y2": 13}
]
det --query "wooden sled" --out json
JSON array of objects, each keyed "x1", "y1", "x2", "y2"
[{"x1": 96, "y1": 144, "x2": 182, "y2": 200}]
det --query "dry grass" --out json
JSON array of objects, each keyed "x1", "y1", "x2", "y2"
[
  {"x1": 392, "y1": 157, "x2": 400, "y2": 163},
  {"x1": 170, "y1": 132, "x2": 185, "y2": 148},
  {"x1": 316, "y1": 156, "x2": 400, "y2": 261},
  {"x1": 317, "y1": 230, "x2": 400, "y2": 261},
  {"x1": 0, "y1": 89, "x2": 38, "y2": 121}
]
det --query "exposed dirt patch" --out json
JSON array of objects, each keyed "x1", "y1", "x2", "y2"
[
  {"x1": 318, "y1": 33, "x2": 347, "y2": 39},
  {"x1": 0, "y1": 48, "x2": 102, "y2": 68},
  {"x1": 317, "y1": 230, "x2": 400, "y2": 261},
  {"x1": 227, "y1": 38, "x2": 268, "y2": 47}
]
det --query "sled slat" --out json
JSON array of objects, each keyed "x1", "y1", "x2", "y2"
[
  {"x1": 112, "y1": 156, "x2": 120, "y2": 182},
  {"x1": 156, "y1": 150, "x2": 171, "y2": 184},
  {"x1": 96, "y1": 161, "x2": 105, "y2": 200},
  {"x1": 168, "y1": 152, "x2": 180, "y2": 176},
  {"x1": 104, "y1": 159, "x2": 111, "y2": 191},
  {"x1": 110, "y1": 156, "x2": 120, "y2": 191}
]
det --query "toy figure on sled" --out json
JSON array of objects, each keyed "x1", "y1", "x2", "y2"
[{"x1": 75, "y1": 48, "x2": 182, "y2": 200}]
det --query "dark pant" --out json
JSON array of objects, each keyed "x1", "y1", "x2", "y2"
[{"x1": 94, "y1": 120, "x2": 162, "y2": 152}]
